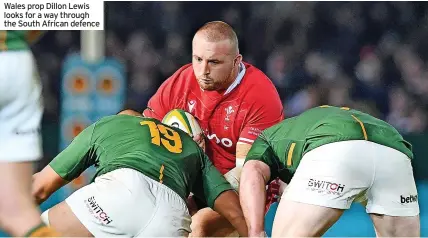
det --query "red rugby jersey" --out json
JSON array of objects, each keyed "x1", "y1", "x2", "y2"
[{"x1": 144, "y1": 62, "x2": 284, "y2": 174}]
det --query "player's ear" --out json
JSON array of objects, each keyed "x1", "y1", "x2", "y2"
[{"x1": 234, "y1": 54, "x2": 243, "y2": 66}]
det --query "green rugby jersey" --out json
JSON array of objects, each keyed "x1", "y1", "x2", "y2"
[
  {"x1": 0, "y1": 30, "x2": 45, "y2": 51},
  {"x1": 245, "y1": 105, "x2": 413, "y2": 183},
  {"x1": 50, "y1": 115, "x2": 232, "y2": 208}
]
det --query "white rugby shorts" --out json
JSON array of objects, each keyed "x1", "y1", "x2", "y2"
[
  {"x1": 0, "y1": 50, "x2": 43, "y2": 162},
  {"x1": 52, "y1": 168, "x2": 191, "y2": 237},
  {"x1": 282, "y1": 140, "x2": 419, "y2": 216}
]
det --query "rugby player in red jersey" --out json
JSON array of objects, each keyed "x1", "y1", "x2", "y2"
[{"x1": 128, "y1": 21, "x2": 284, "y2": 236}]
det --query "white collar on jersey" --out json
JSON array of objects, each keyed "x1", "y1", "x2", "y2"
[{"x1": 224, "y1": 62, "x2": 246, "y2": 95}]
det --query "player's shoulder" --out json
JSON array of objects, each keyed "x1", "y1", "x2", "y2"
[
  {"x1": 242, "y1": 62, "x2": 275, "y2": 85},
  {"x1": 95, "y1": 114, "x2": 142, "y2": 125},
  {"x1": 169, "y1": 63, "x2": 194, "y2": 80},
  {"x1": 161, "y1": 63, "x2": 196, "y2": 90},
  {"x1": 241, "y1": 62, "x2": 279, "y2": 94},
  {"x1": 238, "y1": 62, "x2": 282, "y2": 104}
]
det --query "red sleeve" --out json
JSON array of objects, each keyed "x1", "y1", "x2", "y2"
[
  {"x1": 238, "y1": 91, "x2": 284, "y2": 145},
  {"x1": 142, "y1": 77, "x2": 173, "y2": 120},
  {"x1": 142, "y1": 64, "x2": 190, "y2": 120}
]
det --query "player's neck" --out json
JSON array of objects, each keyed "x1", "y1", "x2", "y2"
[
  {"x1": 203, "y1": 64, "x2": 242, "y2": 96},
  {"x1": 220, "y1": 64, "x2": 242, "y2": 94}
]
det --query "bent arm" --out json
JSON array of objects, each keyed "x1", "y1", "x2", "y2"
[
  {"x1": 239, "y1": 160, "x2": 271, "y2": 237},
  {"x1": 33, "y1": 123, "x2": 97, "y2": 204},
  {"x1": 32, "y1": 165, "x2": 69, "y2": 205}
]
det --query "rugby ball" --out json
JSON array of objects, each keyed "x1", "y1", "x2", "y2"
[{"x1": 162, "y1": 109, "x2": 203, "y2": 138}]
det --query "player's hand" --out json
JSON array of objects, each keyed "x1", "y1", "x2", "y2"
[{"x1": 193, "y1": 133, "x2": 206, "y2": 152}]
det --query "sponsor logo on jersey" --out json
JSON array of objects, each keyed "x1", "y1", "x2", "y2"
[
  {"x1": 188, "y1": 100, "x2": 196, "y2": 113},
  {"x1": 207, "y1": 133, "x2": 233, "y2": 148},
  {"x1": 84, "y1": 196, "x2": 113, "y2": 224},
  {"x1": 307, "y1": 178, "x2": 345, "y2": 195},
  {"x1": 400, "y1": 194, "x2": 418, "y2": 204}
]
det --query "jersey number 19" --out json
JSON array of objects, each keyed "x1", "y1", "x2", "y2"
[{"x1": 140, "y1": 121, "x2": 183, "y2": 154}]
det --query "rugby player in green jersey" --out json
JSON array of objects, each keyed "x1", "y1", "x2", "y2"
[
  {"x1": 0, "y1": 31, "x2": 60, "y2": 237},
  {"x1": 32, "y1": 112, "x2": 248, "y2": 237},
  {"x1": 240, "y1": 105, "x2": 420, "y2": 237}
]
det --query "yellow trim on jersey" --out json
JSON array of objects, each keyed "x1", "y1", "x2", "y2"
[
  {"x1": 351, "y1": 115, "x2": 368, "y2": 140},
  {"x1": 287, "y1": 143, "x2": 296, "y2": 167},
  {"x1": 340, "y1": 107, "x2": 350, "y2": 110},
  {"x1": 319, "y1": 105, "x2": 330, "y2": 108},
  {"x1": 189, "y1": 115, "x2": 198, "y2": 134},
  {"x1": 159, "y1": 165, "x2": 165, "y2": 184},
  {"x1": 0, "y1": 31, "x2": 7, "y2": 51}
]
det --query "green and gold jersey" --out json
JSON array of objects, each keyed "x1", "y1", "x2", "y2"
[
  {"x1": 245, "y1": 105, "x2": 413, "y2": 183},
  {"x1": 50, "y1": 115, "x2": 232, "y2": 208},
  {"x1": 0, "y1": 30, "x2": 45, "y2": 51}
]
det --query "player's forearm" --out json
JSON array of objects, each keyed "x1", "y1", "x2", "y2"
[
  {"x1": 239, "y1": 162, "x2": 268, "y2": 236},
  {"x1": 32, "y1": 165, "x2": 69, "y2": 204},
  {"x1": 213, "y1": 190, "x2": 248, "y2": 237}
]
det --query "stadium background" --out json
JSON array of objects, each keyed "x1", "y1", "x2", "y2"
[{"x1": 2, "y1": 1, "x2": 428, "y2": 236}]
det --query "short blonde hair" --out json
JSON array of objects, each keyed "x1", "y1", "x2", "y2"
[{"x1": 194, "y1": 21, "x2": 239, "y2": 55}]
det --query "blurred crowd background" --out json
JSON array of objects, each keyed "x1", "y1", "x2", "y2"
[
  {"x1": 14, "y1": 2, "x2": 428, "y2": 236},
  {"x1": 32, "y1": 1, "x2": 428, "y2": 174}
]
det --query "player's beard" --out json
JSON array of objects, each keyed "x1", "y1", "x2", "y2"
[
  {"x1": 198, "y1": 78, "x2": 217, "y2": 91},
  {"x1": 198, "y1": 65, "x2": 237, "y2": 91}
]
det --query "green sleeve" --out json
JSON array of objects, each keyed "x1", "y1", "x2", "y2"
[
  {"x1": 49, "y1": 123, "x2": 97, "y2": 181},
  {"x1": 192, "y1": 152, "x2": 233, "y2": 208},
  {"x1": 244, "y1": 135, "x2": 280, "y2": 181}
]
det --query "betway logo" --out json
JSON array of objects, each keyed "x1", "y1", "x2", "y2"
[
  {"x1": 207, "y1": 133, "x2": 233, "y2": 148},
  {"x1": 401, "y1": 195, "x2": 418, "y2": 204},
  {"x1": 85, "y1": 196, "x2": 113, "y2": 224},
  {"x1": 308, "y1": 178, "x2": 345, "y2": 192}
]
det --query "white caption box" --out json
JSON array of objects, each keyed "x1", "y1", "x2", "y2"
[{"x1": 0, "y1": 0, "x2": 104, "y2": 30}]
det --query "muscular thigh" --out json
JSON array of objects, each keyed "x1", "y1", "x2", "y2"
[
  {"x1": 61, "y1": 169, "x2": 156, "y2": 237},
  {"x1": 272, "y1": 200, "x2": 343, "y2": 237},
  {"x1": 366, "y1": 143, "x2": 419, "y2": 217},
  {"x1": 272, "y1": 141, "x2": 378, "y2": 237},
  {"x1": 282, "y1": 141, "x2": 374, "y2": 210},
  {"x1": 61, "y1": 168, "x2": 191, "y2": 237},
  {"x1": 47, "y1": 201, "x2": 93, "y2": 237}
]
